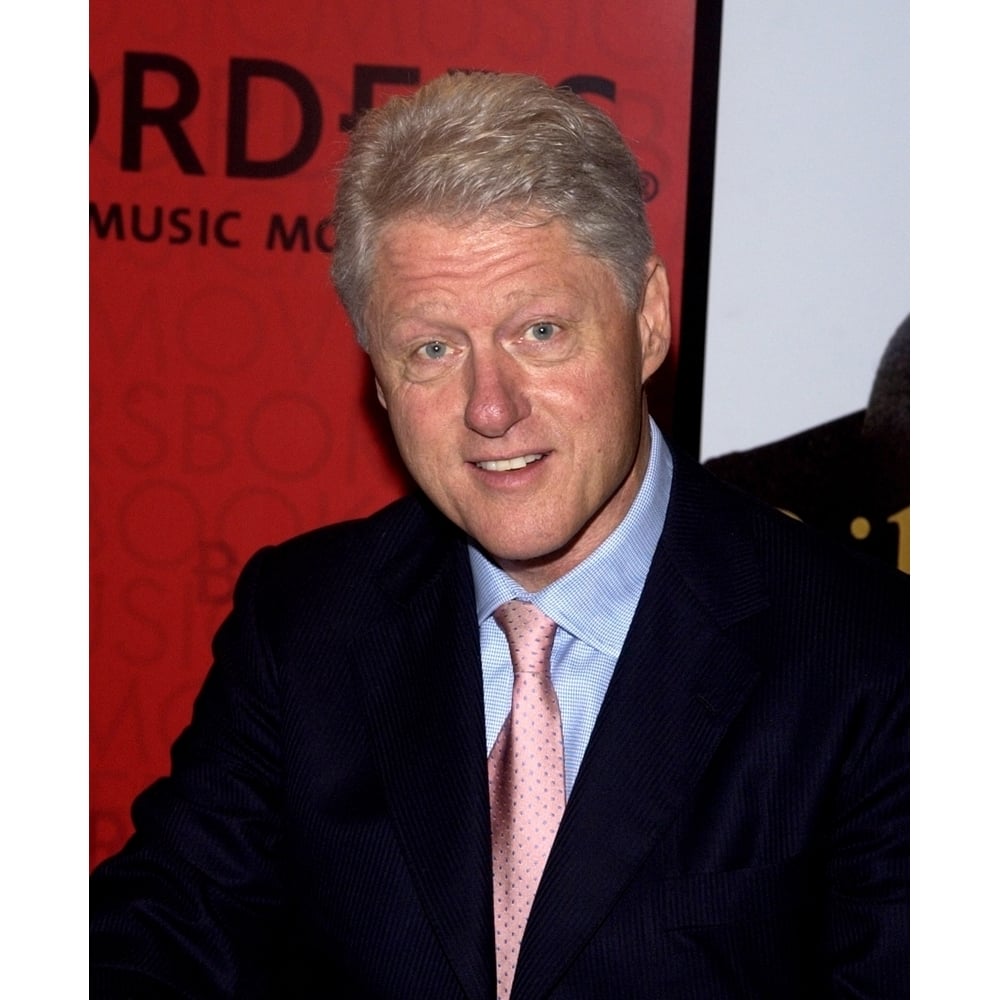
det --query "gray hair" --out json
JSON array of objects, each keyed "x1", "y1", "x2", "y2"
[{"x1": 330, "y1": 71, "x2": 654, "y2": 349}]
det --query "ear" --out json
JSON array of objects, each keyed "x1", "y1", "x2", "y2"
[
  {"x1": 637, "y1": 257, "x2": 671, "y2": 383},
  {"x1": 375, "y1": 378, "x2": 388, "y2": 410}
]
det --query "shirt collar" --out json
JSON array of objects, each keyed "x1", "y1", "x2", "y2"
[{"x1": 469, "y1": 418, "x2": 673, "y2": 657}]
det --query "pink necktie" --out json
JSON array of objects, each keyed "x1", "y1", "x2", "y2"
[{"x1": 487, "y1": 600, "x2": 565, "y2": 1000}]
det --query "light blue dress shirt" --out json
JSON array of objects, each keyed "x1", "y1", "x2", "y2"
[{"x1": 469, "y1": 419, "x2": 673, "y2": 798}]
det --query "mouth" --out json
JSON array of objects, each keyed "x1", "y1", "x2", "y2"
[{"x1": 474, "y1": 453, "x2": 545, "y2": 472}]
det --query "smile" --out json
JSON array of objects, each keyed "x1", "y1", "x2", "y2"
[{"x1": 475, "y1": 453, "x2": 545, "y2": 472}]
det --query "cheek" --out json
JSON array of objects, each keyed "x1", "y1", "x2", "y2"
[
  {"x1": 558, "y1": 360, "x2": 642, "y2": 431},
  {"x1": 384, "y1": 393, "x2": 449, "y2": 466}
]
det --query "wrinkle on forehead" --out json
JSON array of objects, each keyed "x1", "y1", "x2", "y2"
[{"x1": 367, "y1": 214, "x2": 621, "y2": 339}]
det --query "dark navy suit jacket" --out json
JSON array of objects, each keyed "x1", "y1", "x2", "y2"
[{"x1": 91, "y1": 448, "x2": 909, "y2": 998}]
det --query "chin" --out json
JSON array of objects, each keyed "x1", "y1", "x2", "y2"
[
  {"x1": 472, "y1": 528, "x2": 577, "y2": 568},
  {"x1": 476, "y1": 540, "x2": 554, "y2": 565}
]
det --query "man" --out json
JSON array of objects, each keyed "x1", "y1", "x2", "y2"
[{"x1": 91, "y1": 72, "x2": 908, "y2": 998}]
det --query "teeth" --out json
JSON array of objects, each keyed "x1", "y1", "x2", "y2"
[{"x1": 476, "y1": 453, "x2": 544, "y2": 472}]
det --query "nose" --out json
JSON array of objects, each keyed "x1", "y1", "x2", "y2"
[{"x1": 464, "y1": 347, "x2": 530, "y2": 438}]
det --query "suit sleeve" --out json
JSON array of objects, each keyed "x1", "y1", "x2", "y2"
[
  {"x1": 820, "y1": 664, "x2": 909, "y2": 998},
  {"x1": 90, "y1": 548, "x2": 289, "y2": 999}
]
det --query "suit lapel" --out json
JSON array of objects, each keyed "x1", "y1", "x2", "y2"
[
  {"x1": 352, "y1": 521, "x2": 495, "y2": 1000},
  {"x1": 512, "y1": 453, "x2": 771, "y2": 999}
]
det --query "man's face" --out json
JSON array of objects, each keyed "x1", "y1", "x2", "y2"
[{"x1": 366, "y1": 214, "x2": 670, "y2": 591}]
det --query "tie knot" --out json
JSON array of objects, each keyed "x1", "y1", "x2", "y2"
[{"x1": 493, "y1": 599, "x2": 557, "y2": 675}]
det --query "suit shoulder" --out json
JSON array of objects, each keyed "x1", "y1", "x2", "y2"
[
  {"x1": 231, "y1": 493, "x2": 461, "y2": 628},
  {"x1": 263, "y1": 493, "x2": 434, "y2": 571},
  {"x1": 747, "y1": 484, "x2": 908, "y2": 619},
  {"x1": 668, "y1": 451, "x2": 908, "y2": 665},
  {"x1": 690, "y1": 451, "x2": 905, "y2": 594},
  {"x1": 738, "y1": 486, "x2": 908, "y2": 682}
]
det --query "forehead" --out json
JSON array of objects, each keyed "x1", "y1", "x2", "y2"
[
  {"x1": 368, "y1": 213, "x2": 615, "y2": 312},
  {"x1": 378, "y1": 210, "x2": 572, "y2": 261}
]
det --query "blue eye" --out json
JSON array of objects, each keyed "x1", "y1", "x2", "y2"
[
  {"x1": 420, "y1": 341, "x2": 448, "y2": 359},
  {"x1": 527, "y1": 323, "x2": 557, "y2": 341}
]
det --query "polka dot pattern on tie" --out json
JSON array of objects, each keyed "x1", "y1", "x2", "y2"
[{"x1": 487, "y1": 599, "x2": 565, "y2": 1000}]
